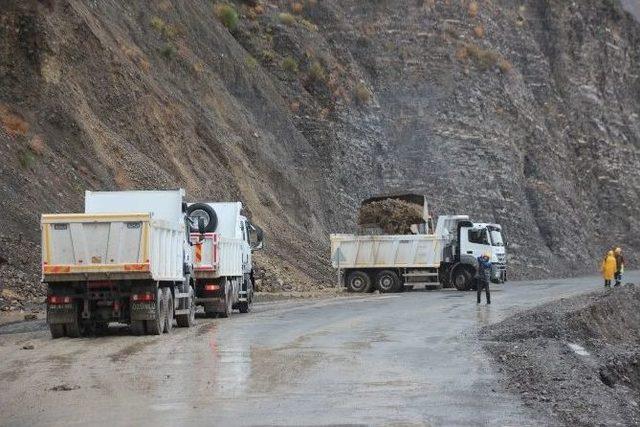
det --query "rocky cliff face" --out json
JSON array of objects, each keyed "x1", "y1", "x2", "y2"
[{"x1": 1, "y1": 0, "x2": 639, "y2": 307}]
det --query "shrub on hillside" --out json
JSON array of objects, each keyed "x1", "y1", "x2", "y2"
[
  {"x1": 159, "y1": 43, "x2": 177, "y2": 59},
  {"x1": 308, "y1": 61, "x2": 326, "y2": 82},
  {"x1": 215, "y1": 4, "x2": 239, "y2": 31},
  {"x1": 0, "y1": 107, "x2": 29, "y2": 136},
  {"x1": 279, "y1": 12, "x2": 296, "y2": 26},
  {"x1": 291, "y1": 3, "x2": 303, "y2": 14},
  {"x1": 282, "y1": 57, "x2": 298, "y2": 73},
  {"x1": 354, "y1": 82, "x2": 371, "y2": 106}
]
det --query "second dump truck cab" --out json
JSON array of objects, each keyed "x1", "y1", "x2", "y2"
[
  {"x1": 186, "y1": 202, "x2": 263, "y2": 317},
  {"x1": 331, "y1": 195, "x2": 507, "y2": 293},
  {"x1": 42, "y1": 190, "x2": 196, "y2": 338}
]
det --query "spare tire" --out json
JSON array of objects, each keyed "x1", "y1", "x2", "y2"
[{"x1": 187, "y1": 203, "x2": 218, "y2": 233}]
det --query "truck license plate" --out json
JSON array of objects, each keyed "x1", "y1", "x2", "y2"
[
  {"x1": 48, "y1": 303, "x2": 74, "y2": 311},
  {"x1": 131, "y1": 302, "x2": 155, "y2": 311}
]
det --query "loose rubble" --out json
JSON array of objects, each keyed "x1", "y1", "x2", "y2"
[{"x1": 482, "y1": 284, "x2": 640, "y2": 426}]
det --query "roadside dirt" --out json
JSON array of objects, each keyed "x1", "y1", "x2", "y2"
[{"x1": 482, "y1": 284, "x2": 640, "y2": 426}]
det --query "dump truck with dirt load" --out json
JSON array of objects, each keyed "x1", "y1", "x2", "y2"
[
  {"x1": 186, "y1": 202, "x2": 263, "y2": 317},
  {"x1": 41, "y1": 190, "x2": 196, "y2": 338},
  {"x1": 330, "y1": 194, "x2": 507, "y2": 292}
]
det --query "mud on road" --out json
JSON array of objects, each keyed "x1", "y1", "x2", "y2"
[
  {"x1": 482, "y1": 284, "x2": 640, "y2": 426},
  {"x1": 1, "y1": 274, "x2": 639, "y2": 426}
]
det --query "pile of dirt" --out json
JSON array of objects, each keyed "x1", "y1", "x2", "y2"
[
  {"x1": 482, "y1": 285, "x2": 640, "y2": 426},
  {"x1": 357, "y1": 199, "x2": 423, "y2": 235}
]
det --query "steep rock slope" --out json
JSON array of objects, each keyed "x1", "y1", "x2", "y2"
[{"x1": 1, "y1": 0, "x2": 639, "y2": 307}]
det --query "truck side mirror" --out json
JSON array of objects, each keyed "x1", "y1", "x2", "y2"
[{"x1": 197, "y1": 217, "x2": 205, "y2": 235}]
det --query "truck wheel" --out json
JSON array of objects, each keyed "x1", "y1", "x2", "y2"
[
  {"x1": 176, "y1": 287, "x2": 195, "y2": 327},
  {"x1": 164, "y1": 288, "x2": 174, "y2": 333},
  {"x1": 218, "y1": 291, "x2": 232, "y2": 318},
  {"x1": 376, "y1": 270, "x2": 401, "y2": 293},
  {"x1": 452, "y1": 268, "x2": 473, "y2": 291},
  {"x1": 130, "y1": 320, "x2": 145, "y2": 336},
  {"x1": 346, "y1": 271, "x2": 372, "y2": 293},
  {"x1": 187, "y1": 203, "x2": 218, "y2": 233},
  {"x1": 238, "y1": 301, "x2": 250, "y2": 314},
  {"x1": 145, "y1": 287, "x2": 164, "y2": 335},
  {"x1": 64, "y1": 304, "x2": 83, "y2": 338},
  {"x1": 49, "y1": 324, "x2": 65, "y2": 339}
]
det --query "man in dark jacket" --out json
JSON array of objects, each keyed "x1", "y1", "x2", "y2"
[
  {"x1": 477, "y1": 253, "x2": 492, "y2": 304},
  {"x1": 614, "y1": 247, "x2": 625, "y2": 287}
]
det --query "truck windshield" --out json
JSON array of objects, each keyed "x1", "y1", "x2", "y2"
[{"x1": 489, "y1": 229, "x2": 504, "y2": 246}]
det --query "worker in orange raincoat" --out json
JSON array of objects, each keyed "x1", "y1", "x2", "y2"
[{"x1": 601, "y1": 250, "x2": 617, "y2": 288}]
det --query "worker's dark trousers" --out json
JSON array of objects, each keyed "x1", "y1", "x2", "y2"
[
  {"x1": 615, "y1": 272, "x2": 622, "y2": 287},
  {"x1": 477, "y1": 280, "x2": 491, "y2": 304}
]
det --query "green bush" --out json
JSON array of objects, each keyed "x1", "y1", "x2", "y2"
[
  {"x1": 282, "y1": 57, "x2": 298, "y2": 73},
  {"x1": 216, "y1": 4, "x2": 239, "y2": 31},
  {"x1": 18, "y1": 150, "x2": 35, "y2": 169},
  {"x1": 279, "y1": 13, "x2": 296, "y2": 26},
  {"x1": 159, "y1": 43, "x2": 177, "y2": 59},
  {"x1": 308, "y1": 61, "x2": 326, "y2": 82},
  {"x1": 354, "y1": 82, "x2": 371, "y2": 105}
]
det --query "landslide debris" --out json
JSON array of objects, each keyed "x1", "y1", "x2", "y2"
[
  {"x1": 482, "y1": 285, "x2": 640, "y2": 426},
  {"x1": 357, "y1": 199, "x2": 423, "y2": 235}
]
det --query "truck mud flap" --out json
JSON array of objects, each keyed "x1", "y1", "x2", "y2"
[
  {"x1": 130, "y1": 301, "x2": 158, "y2": 321},
  {"x1": 47, "y1": 304, "x2": 76, "y2": 324}
]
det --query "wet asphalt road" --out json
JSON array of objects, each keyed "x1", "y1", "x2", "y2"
[{"x1": 1, "y1": 273, "x2": 638, "y2": 427}]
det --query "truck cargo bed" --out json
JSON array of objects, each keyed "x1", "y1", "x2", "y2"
[
  {"x1": 42, "y1": 213, "x2": 185, "y2": 282},
  {"x1": 330, "y1": 234, "x2": 446, "y2": 269}
]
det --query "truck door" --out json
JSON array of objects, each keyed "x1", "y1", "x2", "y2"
[
  {"x1": 460, "y1": 227, "x2": 491, "y2": 260},
  {"x1": 240, "y1": 220, "x2": 251, "y2": 275}
]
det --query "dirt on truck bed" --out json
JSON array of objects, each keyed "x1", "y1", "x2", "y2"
[{"x1": 481, "y1": 284, "x2": 640, "y2": 426}]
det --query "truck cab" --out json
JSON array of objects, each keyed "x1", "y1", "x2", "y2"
[{"x1": 437, "y1": 215, "x2": 507, "y2": 290}]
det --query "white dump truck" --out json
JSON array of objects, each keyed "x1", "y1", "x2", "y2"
[
  {"x1": 41, "y1": 190, "x2": 196, "y2": 338},
  {"x1": 330, "y1": 194, "x2": 507, "y2": 293},
  {"x1": 186, "y1": 202, "x2": 263, "y2": 317}
]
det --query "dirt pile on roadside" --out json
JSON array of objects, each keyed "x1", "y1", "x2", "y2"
[
  {"x1": 357, "y1": 199, "x2": 423, "y2": 235},
  {"x1": 482, "y1": 285, "x2": 640, "y2": 426}
]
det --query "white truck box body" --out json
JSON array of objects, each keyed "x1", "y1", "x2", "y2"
[
  {"x1": 190, "y1": 202, "x2": 244, "y2": 278},
  {"x1": 42, "y1": 190, "x2": 186, "y2": 282},
  {"x1": 331, "y1": 234, "x2": 446, "y2": 269},
  {"x1": 85, "y1": 190, "x2": 184, "y2": 225}
]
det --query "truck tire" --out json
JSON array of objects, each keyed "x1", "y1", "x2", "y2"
[
  {"x1": 376, "y1": 270, "x2": 401, "y2": 293},
  {"x1": 145, "y1": 287, "x2": 165, "y2": 335},
  {"x1": 452, "y1": 267, "x2": 473, "y2": 291},
  {"x1": 218, "y1": 290, "x2": 232, "y2": 318},
  {"x1": 164, "y1": 288, "x2": 173, "y2": 333},
  {"x1": 238, "y1": 301, "x2": 250, "y2": 313},
  {"x1": 49, "y1": 324, "x2": 65, "y2": 339},
  {"x1": 346, "y1": 271, "x2": 372, "y2": 293},
  {"x1": 187, "y1": 203, "x2": 218, "y2": 233},
  {"x1": 176, "y1": 286, "x2": 195, "y2": 328},
  {"x1": 64, "y1": 303, "x2": 83, "y2": 338}
]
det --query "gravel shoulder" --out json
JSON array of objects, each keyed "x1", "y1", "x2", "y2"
[{"x1": 481, "y1": 284, "x2": 640, "y2": 426}]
